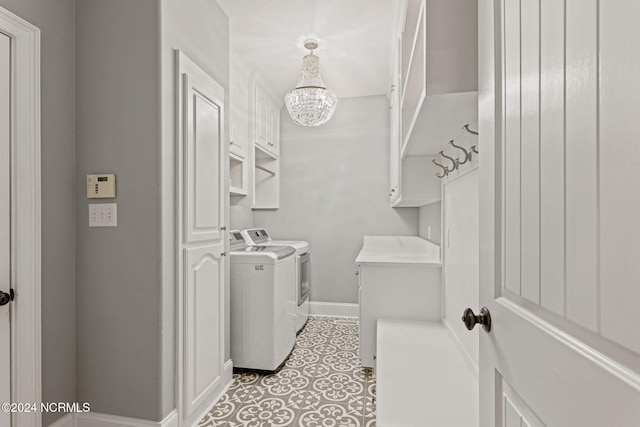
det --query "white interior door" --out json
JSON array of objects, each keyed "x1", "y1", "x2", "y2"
[
  {"x1": 0, "y1": 31, "x2": 12, "y2": 427},
  {"x1": 479, "y1": 0, "x2": 640, "y2": 425}
]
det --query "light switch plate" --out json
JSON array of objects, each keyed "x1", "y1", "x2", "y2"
[{"x1": 89, "y1": 203, "x2": 117, "y2": 227}]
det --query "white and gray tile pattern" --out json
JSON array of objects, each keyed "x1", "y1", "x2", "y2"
[{"x1": 198, "y1": 316, "x2": 376, "y2": 426}]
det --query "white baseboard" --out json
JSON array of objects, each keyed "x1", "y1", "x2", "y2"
[
  {"x1": 309, "y1": 301, "x2": 358, "y2": 318},
  {"x1": 55, "y1": 361, "x2": 232, "y2": 427},
  {"x1": 75, "y1": 409, "x2": 177, "y2": 427},
  {"x1": 48, "y1": 413, "x2": 75, "y2": 427}
]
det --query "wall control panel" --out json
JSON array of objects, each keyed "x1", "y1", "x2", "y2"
[{"x1": 87, "y1": 174, "x2": 116, "y2": 198}]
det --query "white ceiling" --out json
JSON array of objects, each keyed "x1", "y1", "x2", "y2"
[{"x1": 217, "y1": 0, "x2": 395, "y2": 103}]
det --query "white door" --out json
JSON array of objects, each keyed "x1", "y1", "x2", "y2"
[
  {"x1": 176, "y1": 51, "x2": 228, "y2": 426},
  {"x1": 0, "y1": 31, "x2": 11, "y2": 427},
  {"x1": 479, "y1": 1, "x2": 640, "y2": 426}
]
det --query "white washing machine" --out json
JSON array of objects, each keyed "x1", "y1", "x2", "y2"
[
  {"x1": 241, "y1": 228, "x2": 310, "y2": 332},
  {"x1": 229, "y1": 230, "x2": 297, "y2": 371}
]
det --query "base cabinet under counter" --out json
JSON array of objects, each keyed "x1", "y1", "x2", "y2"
[{"x1": 355, "y1": 236, "x2": 441, "y2": 368}]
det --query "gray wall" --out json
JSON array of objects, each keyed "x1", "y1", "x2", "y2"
[
  {"x1": 419, "y1": 202, "x2": 442, "y2": 244},
  {"x1": 230, "y1": 204, "x2": 254, "y2": 231},
  {"x1": 254, "y1": 95, "x2": 418, "y2": 304},
  {"x1": 75, "y1": 0, "x2": 162, "y2": 421},
  {"x1": 161, "y1": 0, "x2": 230, "y2": 416},
  {"x1": 0, "y1": 1, "x2": 76, "y2": 425}
]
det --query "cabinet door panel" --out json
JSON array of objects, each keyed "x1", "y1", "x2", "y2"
[
  {"x1": 270, "y1": 105, "x2": 280, "y2": 155},
  {"x1": 255, "y1": 85, "x2": 269, "y2": 149},
  {"x1": 183, "y1": 244, "x2": 224, "y2": 414},
  {"x1": 183, "y1": 72, "x2": 225, "y2": 243},
  {"x1": 229, "y1": 67, "x2": 247, "y2": 158}
]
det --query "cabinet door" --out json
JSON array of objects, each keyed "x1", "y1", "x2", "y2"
[
  {"x1": 254, "y1": 84, "x2": 269, "y2": 150},
  {"x1": 176, "y1": 51, "x2": 228, "y2": 424},
  {"x1": 229, "y1": 62, "x2": 247, "y2": 158},
  {"x1": 183, "y1": 70, "x2": 225, "y2": 243},
  {"x1": 389, "y1": 82, "x2": 401, "y2": 205},
  {"x1": 269, "y1": 104, "x2": 280, "y2": 155},
  {"x1": 183, "y1": 244, "x2": 224, "y2": 415}
]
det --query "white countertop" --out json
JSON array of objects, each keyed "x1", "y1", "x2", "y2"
[{"x1": 355, "y1": 235, "x2": 441, "y2": 265}]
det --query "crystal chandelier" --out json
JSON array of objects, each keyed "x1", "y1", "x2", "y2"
[{"x1": 285, "y1": 40, "x2": 338, "y2": 127}]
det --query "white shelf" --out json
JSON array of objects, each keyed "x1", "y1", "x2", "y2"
[
  {"x1": 229, "y1": 153, "x2": 246, "y2": 195},
  {"x1": 252, "y1": 146, "x2": 279, "y2": 209},
  {"x1": 255, "y1": 163, "x2": 276, "y2": 176}
]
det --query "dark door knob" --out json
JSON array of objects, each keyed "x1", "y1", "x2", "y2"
[
  {"x1": 462, "y1": 307, "x2": 492, "y2": 333},
  {"x1": 0, "y1": 289, "x2": 14, "y2": 306}
]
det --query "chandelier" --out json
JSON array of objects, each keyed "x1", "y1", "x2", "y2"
[{"x1": 285, "y1": 40, "x2": 338, "y2": 127}]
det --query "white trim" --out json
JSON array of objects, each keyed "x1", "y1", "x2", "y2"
[
  {"x1": 46, "y1": 414, "x2": 74, "y2": 427},
  {"x1": 309, "y1": 301, "x2": 358, "y2": 318},
  {"x1": 0, "y1": 7, "x2": 41, "y2": 427},
  {"x1": 76, "y1": 410, "x2": 178, "y2": 427},
  {"x1": 499, "y1": 297, "x2": 640, "y2": 392}
]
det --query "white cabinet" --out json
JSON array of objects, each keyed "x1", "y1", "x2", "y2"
[
  {"x1": 388, "y1": 0, "x2": 478, "y2": 207},
  {"x1": 229, "y1": 53, "x2": 249, "y2": 196},
  {"x1": 389, "y1": 75, "x2": 441, "y2": 207},
  {"x1": 355, "y1": 236, "x2": 442, "y2": 368},
  {"x1": 268, "y1": 106, "x2": 280, "y2": 156},
  {"x1": 229, "y1": 57, "x2": 248, "y2": 158},
  {"x1": 253, "y1": 81, "x2": 280, "y2": 157},
  {"x1": 254, "y1": 83, "x2": 270, "y2": 151},
  {"x1": 253, "y1": 146, "x2": 279, "y2": 209},
  {"x1": 251, "y1": 78, "x2": 280, "y2": 209},
  {"x1": 176, "y1": 51, "x2": 231, "y2": 426}
]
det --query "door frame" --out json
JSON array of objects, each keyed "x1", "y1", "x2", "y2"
[
  {"x1": 0, "y1": 7, "x2": 41, "y2": 427},
  {"x1": 477, "y1": 0, "x2": 499, "y2": 424}
]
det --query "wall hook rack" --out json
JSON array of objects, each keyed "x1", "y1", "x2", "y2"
[
  {"x1": 463, "y1": 123, "x2": 479, "y2": 136},
  {"x1": 432, "y1": 159, "x2": 449, "y2": 178},
  {"x1": 439, "y1": 150, "x2": 458, "y2": 172},
  {"x1": 449, "y1": 140, "x2": 472, "y2": 164}
]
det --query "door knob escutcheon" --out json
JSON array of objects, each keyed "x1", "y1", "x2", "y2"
[{"x1": 462, "y1": 307, "x2": 491, "y2": 333}]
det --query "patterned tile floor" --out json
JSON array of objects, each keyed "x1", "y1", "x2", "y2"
[{"x1": 198, "y1": 316, "x2": 376, "y2": 426}]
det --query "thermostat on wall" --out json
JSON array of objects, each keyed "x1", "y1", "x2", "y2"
[{"x1": 86, "y1": 174, "x2": 116, "y2": 198}]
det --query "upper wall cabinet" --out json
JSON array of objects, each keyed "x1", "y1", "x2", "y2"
[
  {"x1": 268, "y1": 106, "x2": 280, "y2": 156},
  {"x1": 229, "y1": 53, "x2": 249, "y2": 196},
  {"x1": 390, "y1": 0, "x2": 478, "y2": 207},
  {"x1": 253, "y1": 80, "x2": 280, "y2": 158},
  {"x1": 395, "y1": 0, "x2": 478, "y2": 157},
  {"x1": 251, "y1": 78, "x2": 281, "y2": 209},
  {"x1": 229, "y1": 55, "x2": 249, "y2": 159}
]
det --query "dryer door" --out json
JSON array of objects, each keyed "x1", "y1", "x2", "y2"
[{"x1": 298, "y1": 252, "x2": 311, "y2": 306}]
